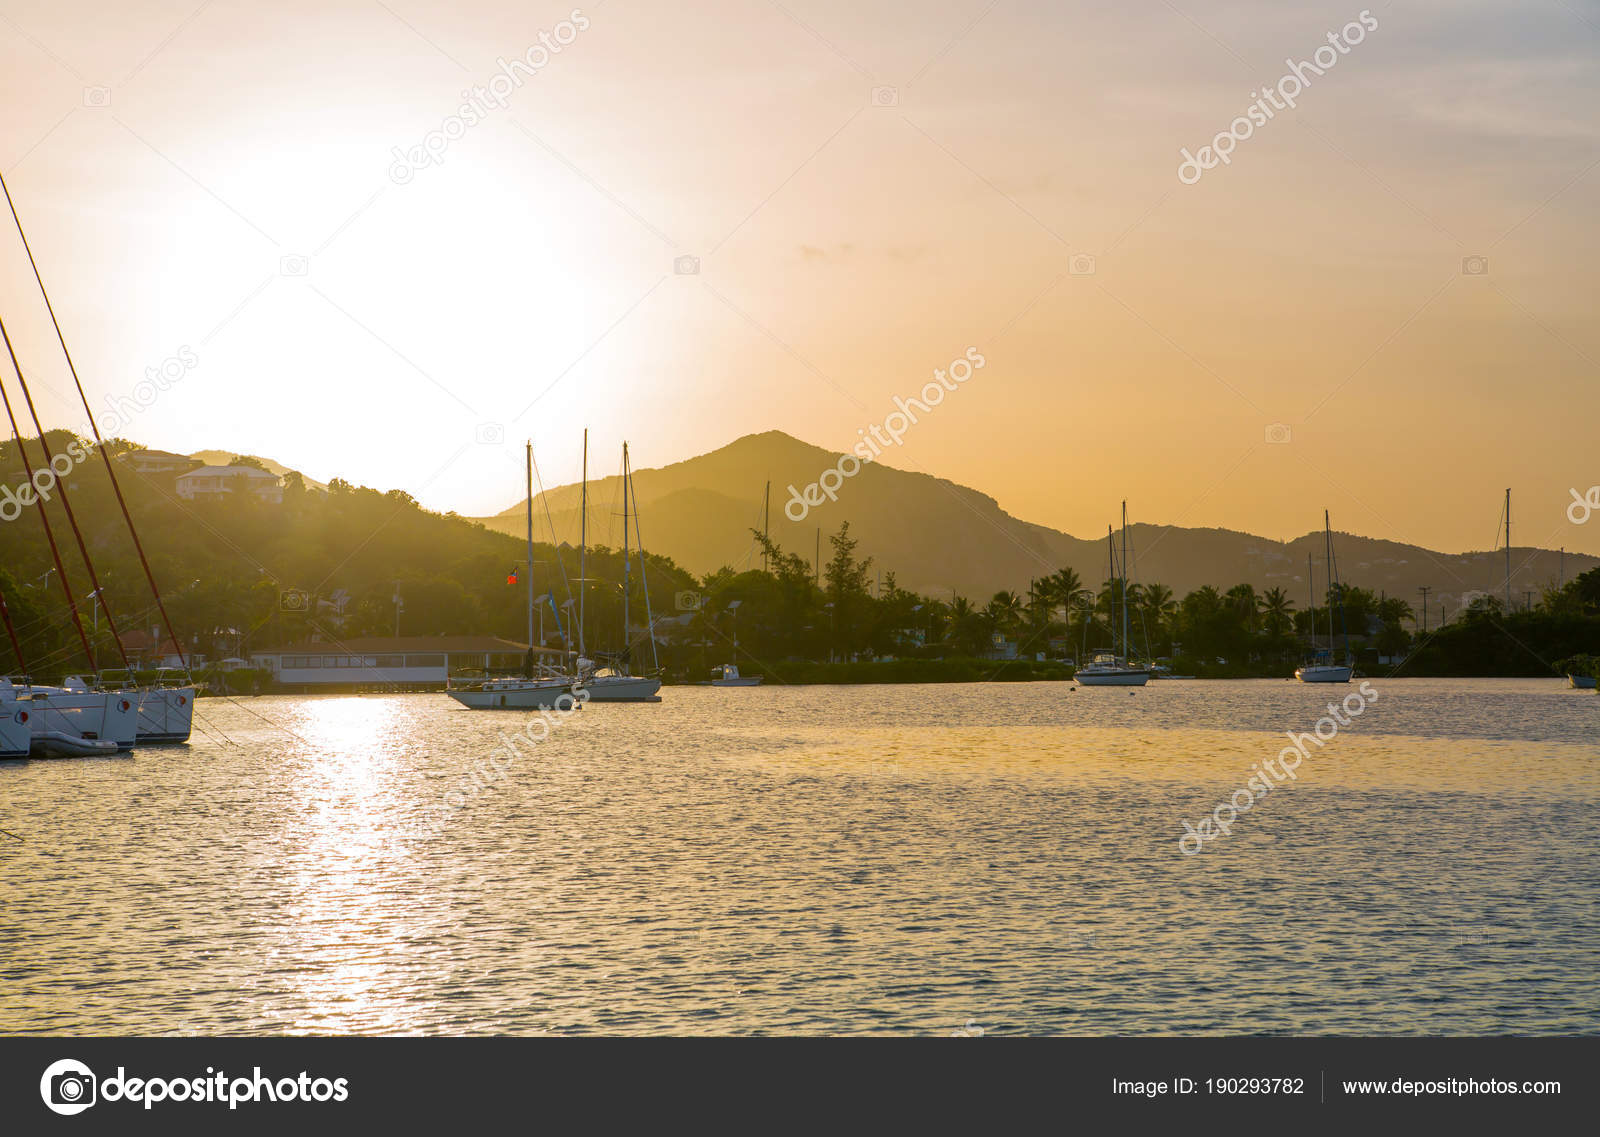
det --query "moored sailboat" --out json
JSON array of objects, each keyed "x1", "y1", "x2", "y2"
[
  {"x1": 577, "y1": 441, "x2": 662, "y2": 702},
  {"x1": 1295, "y1": 510, "x2": 1353, "y2": 683},
  {"x1": 1076, "y1": 503, "x2": 1151, "y2": 686},
  {"x1": 445, "y1": 441, "x2": 575, "y2": 711}
]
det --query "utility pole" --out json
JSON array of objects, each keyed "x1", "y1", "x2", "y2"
[{"x1": 1417, "y1": 586, "x2": 1430, "y2": 633}]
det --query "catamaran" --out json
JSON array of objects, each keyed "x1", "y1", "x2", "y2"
[
  {"x1": 1076, "y1": 502, "x2": 1151, "y2": 686},
  {"x1": 1, "y1": 677, "x2": 137, "y2": 752},
  {"x1": 445, "y1": 442, "x2": 574, "y2": 711},
  {"x1": 577, "y1": 440, "x2": 663, "y2": 702},
  {"x1": 1295, "y1": 510, "x2": 1354, "y2": 683}
]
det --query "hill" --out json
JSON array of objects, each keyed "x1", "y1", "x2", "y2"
[{"x1": 475, "y1": 431, "x2": 1595, "y2": 608}]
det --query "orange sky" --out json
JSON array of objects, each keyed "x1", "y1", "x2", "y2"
[{"x1": 0, "y1": 0, "x2": 1595, "y2": 555}]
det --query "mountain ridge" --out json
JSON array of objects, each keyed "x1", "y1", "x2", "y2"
[{"x1": 470, "y1": 431, "x2": 1596, "y2": 605}]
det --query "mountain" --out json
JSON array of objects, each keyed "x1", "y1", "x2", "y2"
[{"x1": 473, "y1": 431, "x2": 1596, "y2": 606}]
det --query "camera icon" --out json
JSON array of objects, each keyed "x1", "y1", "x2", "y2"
[
  {"x1": 1461, "y1": 255, "x2": 1489, "y2": 276},
  {"x1": 40, "y1": 1059, "x2": 97, "y2": 1115},
  {"x1": 1264, "y1": 422, "x2": 1293, "y2": 444},
  {"x1": 674, "y1": 590, "x2": 704, "y2": 611},
  {"x1": 279, "y1": 588, "x2": 311, "y2": 613},
  {"x1": 475, "y1": 422, "x2": 505, "y2": 445},
  {"x1": 673, "y1": 254, "x2": 700, "y2": 275},
  {"x1": 279, "y1": 254, "x2": 309, "y2": 276},
  {"x1": 83, "y1": 86, "x2": 111, "y2": 108},
  {"x1": 870, "y1": 86, "x2": 899, "y2": 107},
  {"x1": 1069, "y1": 254, "x2": 1097, "y2": 276}
]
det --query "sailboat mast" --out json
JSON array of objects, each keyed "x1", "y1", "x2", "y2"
[
  {"x1": 622, "y1": 442, "x2": 630, "y2": 668},
  {"x1": 525, "y1": 442, "x2": 535, "y2": 669},
  {"x1": 579, "y1": 429, "x2": 588, "y2": 659},
  {"x1": 763, "y1": 480, "x2": 771, "y2": 573},
  {"x1": 1121, "y1": 501, "x2": 1130, "y2": 659},
  {"x1": 1504, "y1": 488, "x2": 1511, "y2": 611},
  {"x1": 1106, "y1": 524, "x2": 1116, "y2": 654},
  {"x1": 1307, "y1": 552, "x2": 1316, "y2": 652},
  {"x1": 1324, "y1": 511, "x2": 1333, "y2": 649}
]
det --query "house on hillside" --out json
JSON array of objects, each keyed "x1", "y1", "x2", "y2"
[{"x1": 176, "y1": 465, "x2": 283, "y2": 504}]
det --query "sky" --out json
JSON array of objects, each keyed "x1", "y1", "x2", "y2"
[{"x1": 0, "y1": 0, "x2": 1596, "y2": 556}]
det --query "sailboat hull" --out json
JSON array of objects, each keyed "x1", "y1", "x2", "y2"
[
  {"x1": 132, "y1": 686, "x2": 196, "y2": 743},
  {"x1": 446, "y1": 682, "x2": 574, "y2": 710},
  {"x1": 579, "y1": 676, "x2": 662, "y2": 701},
  {"x1": 0, "y1": 706, "x2": 29, "y2": 758},
  {"x1": 1075, "y1": 668, "x2": 1151, "y2": 686},
  {"x1": 1295, "y1": 665, "x2": 1353, "y2": 683}
]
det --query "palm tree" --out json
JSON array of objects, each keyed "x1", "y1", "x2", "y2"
[
  {"x1": 1138, "y1": 582, "x2": 1177, "y2": 647},
  {"x1": 986, "y1": 590, "x2": 1024, "y2": 635},
  {"x1": 1257, "y1": 586, "x2": 1295, "y2": 637},
  {"x1": 1049, "y1": 566, "x2": 1090, "y2": 638}
]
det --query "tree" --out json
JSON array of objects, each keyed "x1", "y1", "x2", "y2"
[{"x1": 823, "y1": 522, "x2": 873, "y2": 659}]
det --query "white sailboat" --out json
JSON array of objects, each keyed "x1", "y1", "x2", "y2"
[
  {"x1": 577, "y1": 440, "x2": 662, "y2": 702},
  {"x1": 1295, "y1": 510, "x2": 1353, "y2": 683},
  {"x1": 1, "y1": 677, "x2": 137, "y2": 752},
  {"x1": 1076, "y1": 502, "x2": 1151, "y2": 686},
  {"x1": 445, "y1": 442, "x2": 575, "y2": 711}
]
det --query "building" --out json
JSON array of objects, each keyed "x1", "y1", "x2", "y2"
[
  {"x1": 117, "y1": 449, "x2": 199, "y2": 476},
  {"x1": 250, "y1": 635, "x2": 566, "y2": 690},
  {"x1": 176, "y1": 465, "x2": 283, "y2": 504}
]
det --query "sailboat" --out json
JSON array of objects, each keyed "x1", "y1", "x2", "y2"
[
  {"x1": 1295, "y1": 510, "x2": 1353, "y2": 683},
  {"x1": 445, "y1": 442, "x2": 574, "y2": 711},
  {"x1": 1076, "y1": 502, "x2": 1151, "y2": 686},
  {"x1": 577, "y1": 441, "x2": 663, "y2": 702},
  {"x1": 0, "y1": 171, "x2": 196, "y2": 745}
]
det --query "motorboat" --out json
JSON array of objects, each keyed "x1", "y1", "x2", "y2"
[{"x1": 710, "y1": 664, "x2": 762, "y2": 687}]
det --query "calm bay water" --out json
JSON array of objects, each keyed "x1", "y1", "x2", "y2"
[{"x1": 2, "y1": 678, "x2": 1596, "y2": 1036}]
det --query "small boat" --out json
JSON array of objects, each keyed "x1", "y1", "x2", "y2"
[
  {"x1": 29, "y1": 730, "x2": 121, "y2": 758},
  {"x1": 1569, "y1": 674, "x2": 1598, "y2": 690},
  {"x1": 1147, "y1": 663, "x2": 1194, "y2": 680},
  {"x1": 1296, "y1": 511, "x2": 1354, "y2": 684},
  {"x1": 445, "y1": 676, "x2": 575, "y2": 710},
  {"x1": 710, "y1": 664, "x2": 762, "y2": 687}
]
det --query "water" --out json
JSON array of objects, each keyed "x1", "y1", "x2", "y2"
[{"x1": 1, "y1": 679, "x2": 1595, "y2": 1036}]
